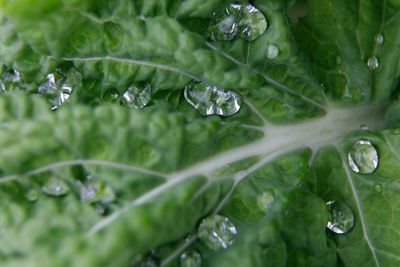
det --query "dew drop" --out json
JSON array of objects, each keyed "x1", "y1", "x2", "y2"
[
  {"x1": 38, "y1": 67, "x2": 82, "y2": 110},
  {"x1": 374, "y1": 183, "x2": 383, "y2": 193},
  {"x1": 104, "y1": 89, "x2": 120, "y2": 102},
  {"x1": 78, "y1": 179, "x2": 116, "y2": 204},
  {"x1": 180, "y1": 250, "x2": 202, "y2": 267},
  {"x1": 184, "y1": 81, "x2": 241, "y2": 117},
  {"x1": 197, "y1": 214, "x2": 237, "y2": 250},
  {"x1": 347, "y1": 139, "x2": 379, "y2": 174},
  {"x1": 256, "y1": 191, "x2": 274, "y2": 213},
  {"x1": 0, "y1": 68, "x2": 20, "y2": 92},
  {"x1": 26, "y1": 189, "x2": 39, "y2": 202},
  {"x1": 207, "y1": 4, "x2": 241, "y2": 41},
  {"x1": 359, "y1": 124, "x2": 369, "y2": 131},
  {"x1": 121, "y1": 83, "x2": 152, "y2": 109},
  {"x1": 375, "y1": 33, "x2": 384, "y2": 45},
  {"x1": 42, "y1": 177, "x2": 70, "y2": 197},
  {"x1": 266, "y1": 44, "x2": 279, "y2": 59},
  {"x1": 326, "y1": 200, "x2": 354, "y2": 234},
  {"x1": 238, "y1": 4, "x2": 268, "y2": 41},
  {"x1": 367, "y1": 56, "x2": 379, "y2": 70}
]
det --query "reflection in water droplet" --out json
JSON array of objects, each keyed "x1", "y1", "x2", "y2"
[
  {"x1": 38, "y1": 67, "x2": 82, "y2": 110},
  {"x1": 1, "y1": 68, "x2": 21, "y2": 92},
  {"x1": 208, "y1": 3, "x2": 267, "y2": 41},
  {"x1": 26, "y1": 189, "x2": 39, "y2": 202},
  {"x1": 184, "y1": 81, "x2": 241, "y2": 117},
  {"x1": 326, "y1": 200, "x2": 354, "y2": 234},
  {"x1": 180, "y1": 251, "x2": 202, "y2": 267},
  {"x1": 256, "y1": 191, "x2": 274, "y2": 213},
  {"x1": 197, "y1": 214, "x2": 237, "y2": 250},
  {"x1": 374, "y1": 183, "x2": 383, "y2": 193},
  {"x1": 238, "y1": 4, "x2": 268, "y2": 41},
  {"x1": 266, "y1": 44, "x2": 279, "y2": 59},
  {"x1": 367, "y1": 56, "x2": 379, "y2": 70},
  {"x1": 121, "y1": 83, "x2": 152, "y2": 109},
  {"x1": 375, "y1": 33, "x2": 384, "y2": 45},
  {"x1": 348, "y1": 139, "x2": 379, "y2": 174},
  {"x1": 42, "y1": 177, "x2": 70, "y2": 197},
  {"x1": 207, "y1": 4, "x2": 241, "y2": 41}
]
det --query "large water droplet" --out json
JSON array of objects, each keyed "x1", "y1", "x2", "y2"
[
  {"x1": 207, "y1": 4, "x2": 241, "y2": 41},
  {"x1": 184, "y1": 81, "x2": 241, "y2": 117},
  {"x1": 1, "y1": 68, "x2": 21, "y2": 92},
  {"x1": 326, "y1": 200, "x2": 354, "y2": 234},
  {"x1": 180, "y1": 251, "x2": 202, "y2": 267},
  {"x1": 256, "y1": 191, "x2": 274, "y2": 213},
  {"x1": 42, "y1": 177, "x2": 70, "y2": 197},
  {"x1": 237, "y1": 4, "x2": 268, "y2": 41},
  {"x1": 197, "y1": 214, "x2": 237, "y2": 250},
  {"x1": 266, "y1": 44, "x2": 279, "y2": 59},
  {"x1": 348, "y1": 139, "x2": 379, "y2": 174},
  {"x1": 121, "y1": 83, "x2": 152, "y2": 109},
  {"x1": 38, "y1": 67, "x2": 82, "y2": 110},
  {"x1": 367, "y1": 56, "x2": 379, "y2": 70},
  {"x1": 26, "y1": 189, "x2": 39, "y2": 202},
  {"x1": 375, "y1": 33, "x2": 384, "y2": 45}
]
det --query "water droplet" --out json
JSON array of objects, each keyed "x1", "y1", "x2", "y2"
[
  {"x1": 256, "y1": 191, "x2": 274, "y2": 213},
  {"x1": 266, "y1": 44, "x2": 279, "y2": 59},
  {"x1": 207, "y1": 4, "x2": 241, "y2": 41},
  {"x1": 121, "y1": 83, "x2": 152, "y2": 109},
  {"x1": 180, "y1": 251, "x2": 202, "y2": 267},
  {"x1": 78, "y1": 179, "x2": 115, "y2": 204},
  {"x1": 26, "y1": 189, "x2": 39, "y2": 202},
  {"x1": 348, "y1": 139, "x2": 379, "y2": 174},
  {"x1": 42, "y1": 177, "x2": 70, "y2": 197},
  {"x1": 359, "y1": 124, "x2": 369, "y2": 131},
  {"x1": 367, "y1": 56, "x2": 379, "y2": 70},
  {"x1": 208, "y1": 3, "x2": 267, "y2": 42},
  {"x1": 197, "y1": 214, "x2": 237, "y2": 250},
  {"x1": 0, "y1": 68, "x2": 21, "y2": 92},
  {"x1": 93, "y1": 202, "x2": 110, "y2": 216},
  {"x1": 375, "y1": 33, "x2": 384, "y2": 45},
  {"x1": 326, "y1": 200, "x2": 354, "y2": 234},
  {"x1": 184, "y1": 81, "x2": 241, "y2": 117},
  {"x1": 374, "y1": 183, "x2": 383, "y2": 193},
  {"x1": 38, "y1": 67, "x2": 82, "y2": 110},
  {"x1": 104, "y1": 89, "x2": 120, "y2": 102},
  {"x1": 238, "y1": 4, "x2": 267, "y2": 41}
]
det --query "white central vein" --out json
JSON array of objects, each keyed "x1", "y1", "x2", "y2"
[
  {"x1": 339, "y1": 150, "x2": 381, "y2": 267},
  {"x1": 89, "y1": 104, "x2": 385, "y2": 234}
]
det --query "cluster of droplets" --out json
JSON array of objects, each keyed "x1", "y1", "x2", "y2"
[
  {"x1": 367, "y1": 33, "x2": 384, "y2": 70},
  {"x1": 0, "y1": 67, "x2": 20, "y2": 92},
  {"x1": 207, "y1": 3, "x2": 267, "y2": 42},
  {"x1": 326, "y1": 139, "x2": 379, "y2": 234},
  {"x1": 38, "y1": 67, "x2": 82, "y2": 110},
  {"x1": 184, "y1": 81, "x2": 242, "y2": 117}
]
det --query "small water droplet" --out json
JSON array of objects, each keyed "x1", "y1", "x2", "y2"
[
  {"x1": 207, "y1": 4, "x2": 241, "y2": 41},
  {"x1": 256, "y1": 191, "x2": 274, "y2": 213},
  {"x1": 374, "y1": 183, "x2": 383, "y2": 193},
  {"x1": 42, "y1": 177, "x2": 70, "y2": 197},
  {"x1": 266, "y1": 44, "x2": 279, "y2": 59},
  {"x1": 348, "y1": 139, "x2": 379, "y2": 174},
  {"x1": 180, "y1": 251, "x2": 202, "y2": 267},
  {"x1": 367, "y1": 56, "x2": 379, "y2": 70},
  {"x1": 1, "y1": 68, "x2": 21, "y2": 92},
  {"x1": 38, "y1": 67, "x2": 82, "y2": 110},
  {"x1": 326, "y1": 200, "x2": 354, "y2": 234},
  {"x1": 184, "y1": 81, "x2": 241, "y2": 117},
  {"x1": 78, "y1": 179, "x2": 116, "y2": 204},
  {"x1": 26, "y1": 189, "x2": 39, "y2": 202},
  {"x1": 197, "y1": 214, "x2": 237, "y2": 250},
  {"x1": 359, "y1": 124, "x2": 369, "y2": 131},
  {"x1": 104, "y1": 89, "x2": 120, "y2": 102},
  {"x1": 238, "y1": 4, "x2": 268, "y2": 41},
  {"x1": 375, "y1": 33, "x2": 384, "y2": 45},
  {"x1": 121, "y1": 83, "x2": 152, "y2": 109}
]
